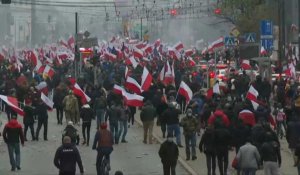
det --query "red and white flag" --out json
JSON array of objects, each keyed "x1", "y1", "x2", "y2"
[
  {"x1": 260, "y1": 46, "x2": 267, "y2": 55},
  {"x1": 67, "y1": 35, "x2": 75, "y2": 50},
  {"x1": 143, "y1": 44, "x2": 153, "y2": 54},
  {"x1": 133, "y1": 47, "x2": 144, "y2": 59},
  {"x1": 246, "y1": 85, "x2": 259, "y2": 110},
  {"x1": 59, "y1": 38, "x2": 68, "y2": 48},
  {"x1": 125, "y1": 66, "x2": 129, "y2": 78},
  {"x1": 41, "y1": 92, "x2": 54, "y2": 109},
  {"x1": 122, "y1": 91, "x2": 144, "y2": 107},
  {"x1": 141, "y1": 67, "x2": 153, "y2": 91},
  {"x1": 163, "y1": 62, "x2": 174, "y2": 85},
  {"x1": 125, "y1": 77, "x2": 142, "y2": 94},
  {"x1": 208, "y1": 37, "x2": 224, "y2": 52},
  {"x1": 178, "y1": 81, "x2": 193, "y2": 102},
  {"x1": 0, "y1": 95, "x2": 24, "y2": 116},
  {"x1": 213, "y1": 82, "x2": 220, "y2": 94},
  {"x1": 158, "y1": 66, "x2": 165, "y2": 82},
  {"x1": 241, "y1": 60, "x2": 251, "y2": 70},
  {"x1": 125, "y1": 56, "x2": 138, "y2": 68},
  {"x1": 113, "y1": 84, "x2": 125, "y2": 95},
  {"x1": 154, "y1": 38, "x2": 161, "y2": 48},
  {"x1": 187, "y1": 57, "x2": 196, "y2": 66},
  {"x1": 174, "y1": 42, "x2": 184, "y2": 51},
  {"x1": 104, "y1": 52, "x2": 117, "y2": 61},
  {"x1": 35, "y1": 81, "x2": 47, "y2": 91},
  {"x1": 43, "y1": 65, "x2": 55, "y2": 78},
  {"x1": 73, "y1": 83, "x2": 91, "y2": 104},
  {"x1": 185, "y1": 49, "x2": 195, "y2": 57}
]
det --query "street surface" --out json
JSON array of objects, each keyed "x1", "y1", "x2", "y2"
[{"x1": 0, "y1": 110, "x2": 189, "y2": 175}]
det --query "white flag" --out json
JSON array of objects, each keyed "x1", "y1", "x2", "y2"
[{"x1": 41, "y1": 93, "x2": 54, "y2": 109}]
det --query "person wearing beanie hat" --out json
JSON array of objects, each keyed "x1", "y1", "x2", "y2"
[
  {"x1": 159, "y1": 133, "x2": 179, "y2": 175},
  {"x1": 62, "y1": 121, "x2": 80, "y2": 145}
]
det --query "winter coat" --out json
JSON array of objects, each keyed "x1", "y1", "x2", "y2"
[
  {"x1": 180, "y1": 116, "x2": 198, "y2": 136},
  {"x1": 163, "y1": 107, "x2": 181, "y2": 125},
  {"x1": 54, "y1": 143, "x2": 84, "y2": 174},
  {"x1": 237, "y1": 143, "x2": 261, "y2": 169},
  {"x1": 92, "y1": 129, "x2": 114, "y2": 150},
  {"x1": 2, "y1": 119, "x2": 24, "y2": 144},
  {"x1": 106, "y1": 105, "x2": 121, "y2": 124},
  {"x1": 80, "y1": 104, "x2": 94, "y2": 123},
  {"x1": 140, "y1": 104, "x2": 157, "y2": 122},
  {"x1": 214, "y1": 127, "x2": 232, "y2": 154},
  {"x1": 62, "y1": 125, "x2": 80, "y2": 145},
  {"x1": 158, "y1": 140, "x2": 179, "y2": 165},
  {"x1": 35, "y1": 103, "x2": 48, "y2": 121},
  {"x1": 23, "y1": 105, "x2": 34, "y2": 125},
  {"x1": 199, "y1": 128, "x2": 216, "y2": 154},
  {"x1": 261, "y1": 141, "x2": 281, "y2": 164},
  {"x1": 53, "y1": 88, "x2": 66, "y2": 109},
  {"x1": 287, "y1": 120, "x2": 300, "y2": 149}
]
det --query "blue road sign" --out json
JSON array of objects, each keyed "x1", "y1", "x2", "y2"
[
  {"x1": 245, "y1": 33, "x2": 256, "y2": 43},
  {"x1": 261, "y1": 39, "x2": 273, "y2": 51},
  {"x1": 260, "y1": 20, "x2": 273, "y2": 36},
  {"x1": 224, "y1": 36, "x2": 235, "y2": 46}
]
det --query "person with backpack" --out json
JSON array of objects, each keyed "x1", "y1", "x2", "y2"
[
  {"x1": 62, "y1": 121, "x2": 80, "y2": 145},
  {"x1": 80, "y1": 104, "x2": 94, "y2": 146},
  {"x1": 63, "y1": 90, "x2": 80, "y2": 125},
  {"x1": 274, "y1": 106, "x2": 286, "y2": 139},
  {"x1": 53, "y1": 86, "x2": 66, "y2": 125},
  {"x1": 94, "y1": 94, "x2": 107, "y2": 129}
]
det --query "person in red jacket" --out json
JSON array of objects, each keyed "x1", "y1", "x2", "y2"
[
  {"x1": 2, "y1": 115, "x2": 24, "y2": 171},
  {"x1": 238, "y1": 109, "x2": 256, "y2": 127},
  {"x1": 208, "y1": 108, "x2": 230, "y2": 127}
]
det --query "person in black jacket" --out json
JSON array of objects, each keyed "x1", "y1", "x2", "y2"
[
  {"x1": 35, "y1": 100, "x2": 49, "y2": 141},
  {"x1": 54, "y1": 136, "x2": 84, "y2": 175},
  {"x1": 199, "y1": 126, "x2": 216, "y2": 175},
  {"x1": 62, "y1": 121, "x2": 80, "y2": 145},
  {"x1": 53, "y1": 87, "x2": 66, "y2": 125},
  {"x1": 80, "y1": 104, "x2": 94, "y2": 146},
  {"x1": 23, "y1": 100, "x2": 35, "y2": 141},
  {"x1": 159, "y1": 134, "x2": 179, "y2": 175}
]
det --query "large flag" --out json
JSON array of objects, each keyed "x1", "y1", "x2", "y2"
[
  {"x1": 125, "y1": 77, "x2": 142, "y2": 94},
  {"x1": 0, "y1": 95, "x2": 24, "y2": 116},
  {"x1": 73, "y1": 83, "x2": 91, "y2": 104},
  {"x1": 125, "y1": 56, "x2": 138, "y2": 68},
  {"x1": 122, "y1": 91, "x2": 144, "y2": 107},
  {"x1": 133, "y1": 47, "x2": 144, "y2": 59},
  {"x1": 241, "y1": 60, "x2": 251, "y2": 70},
  {"x1": 185, "y1": 49, "x2": 195, "y2": 57},
  {"x1": 113, "y1": 84, "x2": 125, "y2": 95},
  {"x1": 187, "y1": 57, "x2": 196, "y2": 66},
  {"x1": 246, "y1": 85, "x2": 259, "y2": 110},
  {"x1": 163, "y1": 61, "x2": 174, "y2": 85},
  {"x1": 208, "y1": 37, "x2": 224, "y2": 52},
  {"x1": 178, "y1": 81, "x2": 193, "y2": 102},
  {"x1": 206, "y1": 82, "x2": 220, "y2": 99},
  {"x1": 174, "y1": 42, "x2": 184, "y2": 51},
  {"x1": 141, "y1": 67, "x2": 153, "y2": 91},
  {"x1": 43, "y1": 65, "x2": 55, "y2": 78},
  {"x1": 41, "y1": 93, "x2": 54, "y2": 109}
]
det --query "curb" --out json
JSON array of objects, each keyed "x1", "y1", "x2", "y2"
[{"x1": 134, "y1": 118, "x2": 198, "y2": 175}]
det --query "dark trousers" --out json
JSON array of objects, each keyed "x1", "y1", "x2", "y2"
[
  {"x1": 24, "y1": 124, "x2": 35, "y2": 140},
  {"x1": 56, "y1": 107, "x2": 64, "y2": 124},
  {"x1": 205, "y1": 153, "x2": 216, "y2": 175},
  {"x1": 36, "y1": 119, "x2": 48, "y2": 140},
  {"x1": 162, "y1": 162, "x2": 176, "y2": 175},
  {"x1": 7, "y1": 143, "x2": 20, "y2": 169},
  {"x1": 109, "y1": 122, "x2": 119, "y2": 144},
  {"x1": 216, "y1": 151, "x2": 229, "y2": 175},
  {"x1": 82, "y1": 122, "x2": 91, "y2": 144},
  {"x1": 128, "y1": 113, "x2": 135, "y2": 125},
  {"x1": 161, "y1": 122, "x2": 167, "y2": 138},
  {"x1": 96, "y1": 151, "x2": 111, "y2": 175},
  {"x1": 59, "y1": 171, "x2": 75, "y2": 175}
]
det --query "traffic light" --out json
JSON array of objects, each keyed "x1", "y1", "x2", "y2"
[{"x1": 1, "y1": 0, "x2": 11, "y2": 4}]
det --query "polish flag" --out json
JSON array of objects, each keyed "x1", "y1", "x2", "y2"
[
  {"x1": 0, "y1": 52, "x2": 5, "y2": 61},
  {"x1": 56, "y1": 56, "x2": 63, "y2": 65},
  {"x1": 143, "y1": 44, "x2": 153, "y2": 54},
  {"x1": 206, "y1": 82, "x2": 221, "y2": 99},
  {"x1": 28, "y1": 50, "x2": 39, "y2": 66},
  {"x1": 158, "y1": 66, "x2": 165, "y2": 82},
  {"x1": 178, "y1": 81, "x2": 193, "y2": 102},
  {"x1": 125, "y1": 56, "x2": 138, "y2": 68},
  {"x1": 57, "y1": 52, "x2": 69, "y2": 60},
  {"x1": 35, "y1": 81, "x2": 48, "y2": 95},
  {"x1": 201, "y1": 47, "x2": 208, "y2": 54},
  {"x1": 208, "y1": 37, "x2": 224, "y2": 52},
  {"x1": 73, "y1": 83, "x2": 91, "y2": 104},
  {"x1": 133, "y1": 48, "x2": 144, "y2": 59},
  {"x1": 122, "y1": 91, "x2": 144, "y2": 107},
  {"x1": 125, "y1": 77, "x2": 142, "y2": 94},
  {"x1": 41, "y1": 92, "x2": 54, "y2": 109},
  {"x1": 59, "y1": 38, "x2": 68, "y2": 48},
  {"x1": 169, "y1": 49, "x2": 181, "y2": 60},
  {"x1": 246, "y1": 85, "x2": 259, "y2": 110},
  {"x1": 164, "y1": 62, "x2": 174, "y2": 85},
  {"x1": 0, "y1": 95, "x2": 24, "y2": 116},
  {"x1": 185, "y1": 49, "x2": 195, "y2": 57},
  {"x1": 241, "y1": 60, "x2": 251, "y2": 70},
  {"x1": 154, "y1": 39, "x2": 161, "y2": 48},
  {"x1": 104, "y1": 52, "x2": 117, "y2": 61},
  {"x1": 36, "y1": 65, "x2": 46, "y2": 74},
  {"x1": 174, "y1": 42, "x2": 184, "y2": 51},
  {"x1": 45, "y1": 56, "x2": 53, "y2": 64},
  {"x1": 43, "y1": 65, "x2": 55, "y2": 78},
  {"x1": 187, "y1": 57, "x2": 196, "y2": 66},
  {"x1": 260, "y1": 46, "x2": 267, "y2": 55},
  {"x1": 141, "y1": 67, "x2": 153, "y2": 91},
  {"x1": 113, "y1": 84, "x2": 125, "y2": 95},
  {"x1": 135, "y1": 42, "x2": 147, "y2": 49},
  {"x1": 67, "y1": 35, "x2": 75, "y2": 50},
  {"x1": 125, "y1": 66, "x2": 129, "y2": 78}
]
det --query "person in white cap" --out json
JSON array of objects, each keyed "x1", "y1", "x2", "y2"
[{"x1": 62, "y1": 121, "x2": 80, "y2": 145}]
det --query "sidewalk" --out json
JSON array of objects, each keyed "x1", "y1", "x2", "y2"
[{"x1": 135, "y1": 111, "x2": 297, "y2": 175}]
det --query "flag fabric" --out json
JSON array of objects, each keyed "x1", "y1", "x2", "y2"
[
  {"x1": 213, "y1": 82, "x2": 220, "y2": 94},
  {"x1": 104, "y1": 52, "x2": 117, "y2": 61},
  {"x1": 187, "y1": 57, "x2": 196, "y2": 66},
  {"x1": 163, "y1": 62, "x2": 174, "y2": 85},
  {"x1": 0, "y1": 95, "x2": 24, "y2": 116},
  {"x1": 113, "y1": 84, "x2": 125, "y2": 95},
  {"x1": 133, "y1": 48, "x2": 144, "y2": 59},
  {"x1": 143, "y1": 44, "x2": 153, "y2": 54},
  {"x1": 41, "y1": 92, "x2": 54, "y2": 109},
  {"x1": 73, "y1": 83, "x2": 91, "y2": 104},
  {"x1": 208, "y1": 37, "x2": 224, "y2": 52},
  {"x1": 241, "y1": 60, "x2": 251, "y2": 70},
  {"x1": 125, "y1": 66, "x2": 129, "y2": 78},
  {"x1": 178, "y1": 81, "x2": 193, "y2": 102},
  {"x1": 67, "y1": 36, "x2": 75, "y2": 51},
  {"x1": 125, "y1": 77, "x2": 142, "y2": 94},
  {"x1": 43, "y1": 65, "x2": 55, "y2": 78},
  {"x1": 246, "y1": 85, "x2": 259, "y2": 110},
  {"x1": 125, "y1": 56, "x2": 138, "y2": 68},
  {"x1": 141, "y1": 67, "x2": 153, "y2": 91},
  {"x1": 174, "y1": 42, "x2": 184, "y2": 51},
  {"x1": 154, "y1": 39, "x2": 161, "y2": 48},
  {"x1": 185, "y1": 49, "x2": 195, "y2": 57},
  {"x1": 260, "y1": 46, "x2": 267, "y2": 55},
  {"x1": 35, "y1": 81, "x2": 47, "y2": 91},
  {"x1": 122, "y1": 91, "x2": 144, "y2": 107},
  {"x1": 158, "y1": 66, "x2": 165, "y2": 82}
]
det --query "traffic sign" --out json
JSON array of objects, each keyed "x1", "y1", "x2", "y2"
[
  {"x1": 224, "y1": 36, "x2": 235, "y2": 46},
  {"x1": 260, "y1": 20, "x2": 273, "y2": 36},
  {"x1": 261, "y1": 39, "x2": 273, "y2": 51},
  {"x1": 245, "y1": 33, "x2": 256, "y2": 43}
]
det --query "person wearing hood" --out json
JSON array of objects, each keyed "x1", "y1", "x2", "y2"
[
  {"x1": 2, "y1": 115, "x2": 24, "y2": 171},
  {"x1": 80, "y1": 103, "x2": 94, "y2": 146},
  {"x1": 54, "y1": 136, "x2": 84, "y2": 175},
  {"x1": 106, "y1": 101, "x2": 121, "y2": 144},
  {"x1": 140, "y1": 101, "x2": 157, "y2": 144},
  {"x1": 23, "y1": 100, "x2": 35, "y2": 141},
  {"x1": 261, "y1": 132, "x2": 281, "y2": 175},
  {"x1": 35, "y1": 99, "x2": 49, "y2": 141},
  {"x1": 180, "y1": 108, "x2": 198, "y2": 160},
  {"x1": 158, "y1": 133, "x2": 179, "y2": 175},
  {"x1": 207, "y1": 107, "x2": 230, "y2": 127},
  {"x1": 62, "y1": 121, "x2": 80, "y2": 145}
]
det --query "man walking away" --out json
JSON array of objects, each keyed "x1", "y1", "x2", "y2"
[
  {"x1": 106, "y1": 101, "x2": 121, "y2": 144},
  {"x1": 159, "y1": 134, "x2": 179, "y2": 175},
  {"x1": 62, "y1": 121, "x2": 80, "y2": 146},
  {"x1": 180, "y1": 108, "x2": 198, "y2": 161},
  {"x1": 261, "y1": 132, "x2": 281, "y2": 175},
  {"x1": 53, "y1": 86, "x2": 66, "y2": 125},
  {"x1": 54, "y1": 136, "x2": 84, "y2": 175},
  {"x1": 80, "y1": 103, "x2": 94, "y2": 146},
  {"x1": 35, "y1": 99, "x2": 49, "y2": 141},
  {"x1": 118, "y1": 104, "x2": 129, "y2": 143},
  {"x1": 23, "y1": 100, "x2": 35, "y2": 141},
  {"x1": 94, "y1": 94, "x2": 107, "y2": 128},
  {"x1": 236, "y1": 138, "x2": 261, "y2": 175},
  {"x1": 2, "y1": 115, "x2": 24, "y2": 171},
  {"x1": 140, "y1": 101, "x2": 156, "y2": 144},
  {"x1": 63, "y1": 90, "x2": 79, "y2": 124}
]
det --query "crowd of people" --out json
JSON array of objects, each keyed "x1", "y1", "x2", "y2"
[{"x1": 0, "y1": 37, "x2": 300, "y2": 175}]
